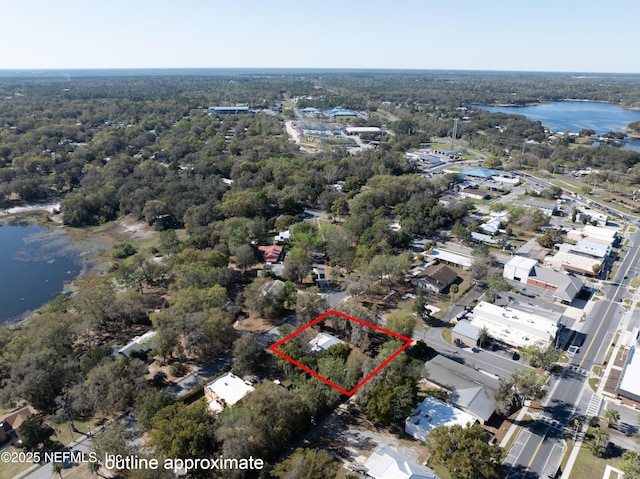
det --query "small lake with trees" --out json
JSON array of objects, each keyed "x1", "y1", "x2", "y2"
[
  {"x1": 0, "y1": 223, "x2": 81, "y2": 323},
  {"x1": 473, "y1": 101, "x2": 640, "y2": 151}
]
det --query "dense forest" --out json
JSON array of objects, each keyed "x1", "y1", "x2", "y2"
[{"x1": 2, "y1": 70, "x2": 640, "y2": 478}]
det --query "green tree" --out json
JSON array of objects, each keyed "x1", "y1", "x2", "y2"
[
  {"x1": 385, "y1": 314, "x2": 417, "y2": 338},
  {"x1": 150, "y1": 401, "x2": 216, "y2": 459},
  {"x1": 271, "y1": 447, "x2": 339, "y2": 479},
  {"x1": 520, "y1": 344, "x2": 560, "y2": 370},
  {"x1": 282, "y1": 247, "x2": 313, "y2": 283},
  {"x1": 477, "y1": 326, "x2": 490, "y2": 348},
  {"x1": 366, "y1": 378, "x2": 417, "y2": 425},
  {"x1": 232, "y1": 335, "x2": 265, "y2": 377},
  {"x1": 245, "y1": 278, "x2": 286, "y2": 319},
  {"x1": 92, "y1": 424, "x2": 134, "y2": 460},
  {"x1": 18, "y1": 414, "x2": 55, "y2": 450},
  {"x1": 603, "y1": 408, "x2": 620, "y2": 428},
  {"x1": 449, "y1": 283, "x2": 459, "y2": 305},
  {"x1": 136, "y1": 389, "x2": 175, "y2": 431},
  {"x1": 233, "y1": 243, "x2": 258, "y2": 272},
  {"x1": 158, "y1": 229, "x2": 183, "y2": 255},
  {"x1": 426, "y1": 423, "x2": 505, "y2": 479},
  {"x1": 52, "y1": 462, "x2": 64, "y2": 479},
  {"x1": 620, "y1": 451, "x2": 640, "y2": 479},
  {"x1": 587, "y1": 427, "x2": 609, "y2": 458},
  {"x1": 295, "y1": 288, "x2": 328, "y2": 324}
]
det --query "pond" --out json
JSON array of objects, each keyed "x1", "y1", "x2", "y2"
[{"x1": 0, "y1": 223, "x2": 82, "y2": 323}]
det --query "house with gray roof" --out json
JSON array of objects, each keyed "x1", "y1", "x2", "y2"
[
  {"x1": 410, "y1": 264, "x2": 458, "y2": 293},
  {"x1": 425, "y1": 354, "x2": 498, "y2": 424}
]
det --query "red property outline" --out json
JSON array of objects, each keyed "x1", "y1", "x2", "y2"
[{"x1": 268, "y1": 309, "x2": 413, "y2": 396}]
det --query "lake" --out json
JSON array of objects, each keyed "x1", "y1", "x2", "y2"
[
  {"x1": 473, "y1": 101, "x2": 640, "y2": 151},
  {"x1": 0, "y1": 223, "x2": 82, "y2": 323}
]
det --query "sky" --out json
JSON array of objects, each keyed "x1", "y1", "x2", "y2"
[{"x1": 2, "y1": 0, "x2": 639, "y2": 73}]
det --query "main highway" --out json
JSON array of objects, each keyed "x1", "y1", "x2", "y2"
[{"x1": 504, "y1": 227, "x2": 640, "y2": 478}]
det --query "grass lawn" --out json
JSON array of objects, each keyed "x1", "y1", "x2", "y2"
[
  {"x1": 567, "y1": 440, "x2": 622, "y2": 479},
  {"x1": 0, "y1": 457, "x2": 32, "y2": 479},
  {"x1": 441, "y1": 324, "x2": 454, "y2": 344}
]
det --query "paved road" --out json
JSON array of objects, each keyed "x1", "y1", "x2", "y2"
[{"x1": 505, "y1": 228, "x2": 640, "y2": 478}]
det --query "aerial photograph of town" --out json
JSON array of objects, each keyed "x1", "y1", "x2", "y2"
[{"x1": 1, "y1": 1, "x2": 640, "y2": 478}]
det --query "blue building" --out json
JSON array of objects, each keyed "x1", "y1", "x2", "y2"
[{"x1": 460, "y1": 167, "x2": 498, "y2": 180}]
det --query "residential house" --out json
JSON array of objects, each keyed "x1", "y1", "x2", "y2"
[
  {"x1": 204, "y1": 372, "x2": 255, "y2": 413},
  {"x1": 309, "y1": 332, "x2": 345, "y2": 352},
  {"x1": 117, "y1": 331, "x2": 157, "y2": 358},
  {"x1": 258, "y1": 244, "x2": 283, "y2": 264},
  {"x1": 0, "y1": 406, "x2": 32, "y2": 443},
  {"x1": 410, "y1": 264, "x2": 458, "y2": 293},
  {"x1": 364, "y1": 445, "x2": 438, "y2": 479},
  {"x1": 405, "y1": 396, "x2": 476, "y2": 442}
]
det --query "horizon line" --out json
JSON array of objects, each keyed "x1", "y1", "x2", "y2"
[{"x1": 0, "y1": 67, "x2": 639, "y2": 76}]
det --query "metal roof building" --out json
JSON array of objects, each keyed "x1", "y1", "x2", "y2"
[{"x1": 469, "y1": 301, "x2": 561, "y2": 349}]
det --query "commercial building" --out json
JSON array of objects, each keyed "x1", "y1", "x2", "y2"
[
  {"x1": 503, "y1": 256, "x2": 585, "y2": 303},
  {"x1": 208, "y1": 106, "x2": 251, "y2": 115},
  {"x1": 425, "y1": 354, "x2": 498, "y2": 424},
  {"x1": 451, "y1": 320, "x2": 481, "y2": 348},
  {"x1": 205, "y1": 372, "x2": 255, "y2": 413},
  {"x1": 544, "y1": 244, "x2": 604, "y2": 276},
  {"x1": 460, "y1": 167, "x2": 496, "y2": 179},
  {"x1": 503, "y1": 256, "x2": 538, "y2": 283},
  {"x1": 460, "y1": 188, "x2": 489, "y2": 200},
  {"x1": 617, "y1": 331, "x2": 640, "y2": 407},
  {"x1": 468, "y1": 301, "x2": 561, "y2": 349}
]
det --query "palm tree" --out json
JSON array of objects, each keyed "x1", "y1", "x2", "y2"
[
  {"x1": 603, "y1": 408, "x2": 620, "y2": 428},
  {"x1": 477, "y1": 326, "x2": 490, "y2": 349},
  {"x1": 89, "y1": 460, "x2": 103, "y2": 477},
  {"x1": 52, "y1": 463, "x2": 63, "y2": 479}
]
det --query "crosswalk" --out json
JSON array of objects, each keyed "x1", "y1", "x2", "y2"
[
  {"x1": 566, "y1": 364, "x2": 589, "y2": 376},
  {"x1": 585, "y1": 393, "x2": 603, "y2": 417}
]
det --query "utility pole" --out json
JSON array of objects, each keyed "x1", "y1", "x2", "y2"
[{"x1": 451, "y1": 117, "x2": 459, "y2": 151}]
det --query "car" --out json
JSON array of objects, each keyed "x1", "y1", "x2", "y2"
[{"x1": 512, "y1": 352, "x2": 520, "y2": 360}]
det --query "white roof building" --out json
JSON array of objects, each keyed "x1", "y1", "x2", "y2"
[
  {"x1": 204, "y1": 372, "x2": 255, "y2": 413},
  {"x1": 364, "y1": 445, "x2": 438, "y2": 479},
  {"x1": 617, "y1": 346, "x2": 640, "y2": 406},
  {"x1": 117, "y1": 331, "x2": 157, "y2": 358},
  {"x1": 405, "y1": 396, "x2": 476, "y2": 442},
  {"x1": 274, "y1": 229, "x2": 292, "y2": 243},
  {"x1": 469, "y1": 301, "x2": 561, "y2": 349},
  {"x1": 503, "y1": 256, "x2": 538, "y2": 283},
  {"x1": 544, "y1": 247, "x2": 603, "y2": 276},
  {"x1": 428, "y1": 248, "x2": 473, "y2": 269},
  {"x1": 309, "y1": 332, "x2": 345, "y2": 352},
  {"x1": 576, "y1": 225, "x2": 619, "y2": 245},
  {"x1": 569, "y1": 239, "x2": 611, "y2": 258}
]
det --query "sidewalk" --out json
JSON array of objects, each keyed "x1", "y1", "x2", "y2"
[
  {"x1": 560, "y1": 421, "x2": 589, "y2": 479},
  {"x1": 499, "y1": 406, "x2": 529, "y2": 448}
]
